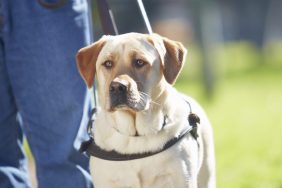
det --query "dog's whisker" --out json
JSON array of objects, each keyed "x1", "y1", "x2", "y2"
[
  {"x1": 139, "y1": 91, "x2": 149, "y2": 97},
  {"x1": 149, "y1": 100, "x2": 161, "y2": 106},
  {"x1": 139, "y1": 98, "x2": 146, "y2": 107},
  {"x1": 139, "y1": 91, "x2": 161, "y2": 107},
  {"x1": 139, "y1": 92, "x2": 151, "y2": 100},
  {"x1": 139, "y1": 93, "x2": 150, "y2": 105}
]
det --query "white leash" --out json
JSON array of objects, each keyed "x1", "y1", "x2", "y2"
[{"x1": 137, "y1": 0, "x2": 153, "y2": 34}]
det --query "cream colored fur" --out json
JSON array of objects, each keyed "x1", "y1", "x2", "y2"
[{"x1": 76, "y1": 33, "x2": 216, "y2": 188}]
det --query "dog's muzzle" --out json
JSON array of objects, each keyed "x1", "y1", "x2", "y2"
[
  {"x1": 109, "y1": 77, "x2": 148, "y2": 111},
  {"x1": 109, "y1": 80, "x2": 128, "y2": 108}
]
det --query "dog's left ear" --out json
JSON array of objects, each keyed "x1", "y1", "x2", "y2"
[
  {"x1": 76, "y1": 36, "x2": 107, "y2": 88},
  {"x1": 150, "y1": 34, "x2": 187, "y2": 85}
]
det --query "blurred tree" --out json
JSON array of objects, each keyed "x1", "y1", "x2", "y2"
[
  {"x1": 217, "y1": 0, "x2": 269, "y2": 47},
  {"x1": 264, "y1": 0, "x2": 282, "y2": 44},
  {"x1": 192, "y1": 0, "x2": 223, "y2": 98}
]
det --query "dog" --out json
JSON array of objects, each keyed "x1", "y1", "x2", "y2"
[{"x1": 76, "y1": 33, "x2": 215, "y2": 188}]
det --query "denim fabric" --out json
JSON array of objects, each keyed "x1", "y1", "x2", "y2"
[{"x1": 0, "y1": 0, "x2": 93, "y2": 187}]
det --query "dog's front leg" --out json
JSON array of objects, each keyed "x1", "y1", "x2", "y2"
[{"x1": 176, "y1": 137, "x2": 199, "y2": 188}]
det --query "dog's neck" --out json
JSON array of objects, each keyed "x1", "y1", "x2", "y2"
[{"x1": 93, "y1": 85, "x2": 189, "y2": 154}]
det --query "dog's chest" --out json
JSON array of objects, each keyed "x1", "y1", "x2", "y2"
[{"x1": 90, "y1": 148, "x2": 191, "y2": 188}]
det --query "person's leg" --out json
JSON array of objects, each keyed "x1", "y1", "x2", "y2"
[
  {"x1": 3, "y1": 0, "x2": 92, "y2": 187},
  {"x1": 0, "y1": 37, "x2": 31, "y2": 188}
]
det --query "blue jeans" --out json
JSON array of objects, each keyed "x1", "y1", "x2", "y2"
[{"x1": 0, "y1": 0, "x2": 93, "y2": 187}]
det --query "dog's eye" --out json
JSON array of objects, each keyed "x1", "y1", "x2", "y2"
[
  {"x1": 103, "y1": 60, "x2": 113, "y2": 69},
  {"x1": 133, "y1": 59, "x2": 146, "y2": 68}
]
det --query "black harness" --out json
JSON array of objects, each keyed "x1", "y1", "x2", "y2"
[{"x1": 79, "y1": 102, "x2": 200, "y2": 161}]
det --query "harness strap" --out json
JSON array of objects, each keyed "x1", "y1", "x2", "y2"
[
  {"x1": 79, "y1": 100, "x2": 200, "y2": 161},
  {"x1": 80, "y1": 126, "x2": 192, "y2": 161}
]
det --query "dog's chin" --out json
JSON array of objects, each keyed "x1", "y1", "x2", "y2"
[{"x1": 109, "y1": 101, "x2": 149, "y2": 113}]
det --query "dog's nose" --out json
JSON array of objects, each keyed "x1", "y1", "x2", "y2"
[{"x1": 110, "y1": 81, "x2": 128, "y2": 94}]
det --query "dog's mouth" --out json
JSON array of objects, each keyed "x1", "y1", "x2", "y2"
[
  {"x1": 108, "y1": 75, "x2": 150, "y2": 112},
  {"x1": 109, "y1": 90, "x2": 149, "y2": 112}
]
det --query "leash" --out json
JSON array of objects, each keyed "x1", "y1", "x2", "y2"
[
  {"x1": 96, "y1": 0, "x2": 118, "y2": 35},
  {"x1": 137, "y1": 0, "x2": 153, "y2": 34}
]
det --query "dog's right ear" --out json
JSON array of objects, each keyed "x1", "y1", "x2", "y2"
[
  {"x1": 148, "y1": 33, "x2": 187, "y2": 85},
  {"x1": 76, "y1": 37, "x2": 107, "y2": 88}
]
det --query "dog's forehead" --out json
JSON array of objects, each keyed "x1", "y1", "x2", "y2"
[
  {"x1": 100, "y1": 34, "x2": 156, "y2": 60},
  {"x1": 99, "y1": 33, "x2": 156, "y2": 63},
  {"x1": 109, "y1": 34, "x2": 150, "y2": 49}
]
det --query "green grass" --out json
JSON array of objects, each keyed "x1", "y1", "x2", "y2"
[{"x1": 175, "y1": 42, "x2": 282, "y2": 188}]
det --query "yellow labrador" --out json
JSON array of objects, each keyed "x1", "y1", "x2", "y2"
[{"x1": 76, "y1": 33, "x2": 215, "y2": 188}]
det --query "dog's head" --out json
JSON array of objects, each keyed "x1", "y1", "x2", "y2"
[{"x1": 76, "y1": 33, "x2": 187, "y2": 113}]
